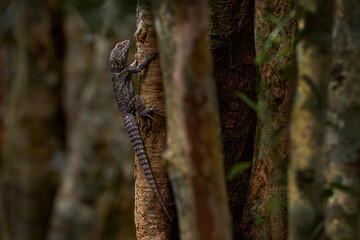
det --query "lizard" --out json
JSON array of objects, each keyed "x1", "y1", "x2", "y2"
[{"x1": 109, "y1": 40, "x2": 172, "y2": 222}]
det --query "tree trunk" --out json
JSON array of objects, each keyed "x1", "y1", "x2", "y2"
[
  {"x1": 0, "y1": 3, "x2": 11, "y2": 238},
  {"x1": 208, "y1": 1, "x2": 257, "y2": 239},
  {"x1": 324, "y1": 0, "x2": 360, "y2": 239},
  {"x1": 1, "y1": 1, "x2": 65, "y2": 239},
  {"x1": 134, "y1": 1, "x2": 177, "y2": 239},
  {"x1": 242, "y1": 1, "x2": 296, "y2": 239},
  {"x1": 47, "y1": 9, "x2": 135, "y2": 240},
  {"x1": 153, "y1": 1, "x2": 232, "y2": 239},
  {"x1": 288, "y1": 0, "x2": 335, "y2": 239}
]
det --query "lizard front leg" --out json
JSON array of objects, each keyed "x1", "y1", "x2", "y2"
[{"x1": 126, "y1": 52, "x2": 157, "y2": 73}]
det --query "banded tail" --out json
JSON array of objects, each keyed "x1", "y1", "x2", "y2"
[{"x1": 123, "y1": 114, "x2": 172, "y2": 222}]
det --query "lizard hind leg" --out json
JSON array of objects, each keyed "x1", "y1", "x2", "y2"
[{"x1": 132, "y1": 95, "x2": 157, "y2": 119}]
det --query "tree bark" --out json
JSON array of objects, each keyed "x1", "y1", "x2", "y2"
[
  {"x1": 288, "y1": 0, "x2": 335, "y2": 239},
  {"x1": 153, "y1": 0, "x2": 232, "y2": 239},
  {"x1": 242, "y1": 1, "x2": 296, "y2": 239},
  {"x1": 1, "y1": 1, "x2": 65, "y2": 239},
  {"x1": 324, "y1": 0, "x2": 360, "y2": 239},
  {"x1": 208, "y1": 1, "x2": 257, "y2": 239},
  {"x1": 134, "y1": 1, "x2": 177, "y2": 239}
]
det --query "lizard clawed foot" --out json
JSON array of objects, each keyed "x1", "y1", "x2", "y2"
[
  {"x1": 146, "y1": 52, "x2": 158, "y2": 60},
  {"x1": 139, "y1": 105, "x2": 158, "y2": 119},
  {"x1": 147, "y1": 105, "x2": 159, "y2": 113},
  {"x1": 139, "y1": 105, "x2": 158, "y2": 130}
]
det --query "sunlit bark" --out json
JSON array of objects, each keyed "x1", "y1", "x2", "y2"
[{"x1": 133, "y1": 1, "x2": 177, "y2": 239}]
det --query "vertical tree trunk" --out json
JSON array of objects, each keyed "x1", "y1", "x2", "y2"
[
  {"x1": 208, "y1": 1, "x2": 257, "y2": 238},
  {"x1": 289, "y1": 0, "x2": 335, "y2": 239},
  {"x1": 0, "y1": 3, "x2": 11, "y2": 238},
  {"x1": 2, "y1": 1, "x2": 65, "y2": 239},
  {"x1": 242, "y1": 1, "x2": 296, "y2": 239},
  {"x1": 324, "y1": 0, "x2": 360, "y2": 239},
  {"x1": 134, "y1": 1, "x2": 177, "y2": 239},
  {"x1": 47, "y1": 9, "x2": 135, "y2": 240},
  {"x1": 153, "y1": 0, "x2": 232, "y2": 239}
]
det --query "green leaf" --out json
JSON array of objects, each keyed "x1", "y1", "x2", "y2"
[
  {"x1": 235, "y1": 91, "x2": 257, "y2": 111},
  {"x1": 265, "y1": 199, "x2": 287, "y2": 214},
  {"x1": 226, "y1": 161, "x2": 252, "y2": 181},
  {"x1": 235, "y1": 91, "x2": 268, "y2": 123},
  {"x1": 256, "y1": 100, "x2": 267, "y2": 122},
  {"x1": 134, "y1": 24, "x2": 155, "y2": 37},
  {"x1": 254, "y1": 218, "x2": 265, "y2": 226},
  {"x1": 282, "y1": 64, "x2": 297, "y2": 80}
]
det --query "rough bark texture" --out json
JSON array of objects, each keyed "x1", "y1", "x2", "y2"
[
  {"x1": 242, "y1": 1, "x2": 296, "y2": 239},
  {"x1": 46, "y1": 11, "x2": 135, "y2": 240},
  {"x1": 288, "y1": 0, "x2": 335, "y2": 239},
  {"x1": 1, "y1": 1, "x2": 65, "y2": 239},
  {"x1": 208, "y1": 1, "x2": 257, "y2": 239},
  {"x1": 324, "y1": 1, "x2": 360, "y2": 239},
  {"x1": 153, "y1": 1, "x2": 232, "y2": 239},
  {"x1": 134, "y1": 1, "x2": 177, "y2": 239}
]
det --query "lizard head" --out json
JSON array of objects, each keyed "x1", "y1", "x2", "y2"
[{"x1": 109, "y1": 40, "x2": 131, "y2": 68}]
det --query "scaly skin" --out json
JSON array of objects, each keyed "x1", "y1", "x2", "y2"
[{"x1": 109, "y1": 40, "x2": 172, "y2": 221}]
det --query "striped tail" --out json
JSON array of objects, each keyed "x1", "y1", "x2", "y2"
[{"x1": 123, "y1": 114, "x2": 172, "y2": 222}]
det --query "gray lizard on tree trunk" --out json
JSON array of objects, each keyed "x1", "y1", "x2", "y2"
[{"x1": 109, "y1": 40, "x2": 172, "y2": 221}]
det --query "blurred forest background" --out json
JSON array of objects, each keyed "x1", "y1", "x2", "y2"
[
  {"x1": 0, "y1": 0, "x2": 359, "y2": 240},
  {"x1": 0, "y1": 0, "x2": 138, "y2": 239}
]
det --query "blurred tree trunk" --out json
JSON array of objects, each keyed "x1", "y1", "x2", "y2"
[
  {"x1": 1, "y1": 0, "x2": 65, "y2": 239},
  {"x1": 133, "y1": 1, "x2": 177, "y2": 239},
  {"x1": 288, "y1": 0, "x2": 335, "y2": 239},
  {"x1": 241, "y1": 1, "x2": 296, "y2": 239},
  {"x1": 0, "y1": 2, "x2": 10, "y2": 239},
  {"x1": 153, "y1": 0, "x2": 232, "y2": 240},
  {"x1": 208, "y1": 1, "x2": 257, "y2": 239},
  {"x1": 0, "y1": 64, "x2": 9, "y2": 240},
  {"x1": 324, "y1": 0, "x2": 360, "y2": 239},
  {"x1": 46, "y1": 9, "x2": 135, "y2": 240}
]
